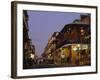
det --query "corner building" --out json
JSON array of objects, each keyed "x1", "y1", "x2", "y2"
[{"x1": 53, "y1": 14, "x2": 91, "y2": 66}]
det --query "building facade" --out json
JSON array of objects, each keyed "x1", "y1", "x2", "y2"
[
  {"x1": 23, "y1": 10, "x2": 37, "y2": 69},
  {"x1": 42, "y1": 32, "x2": 59, "y2": 64},
  {"x1": 42, "y1": 14, "x2": 91, "y2": 66}
]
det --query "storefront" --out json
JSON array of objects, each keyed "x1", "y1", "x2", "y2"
[{"x1": 53, "y1": 44, "x2": 90, "y2": 66}]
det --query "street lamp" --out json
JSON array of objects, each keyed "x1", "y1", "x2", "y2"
[{"x1": 30, "y1": 54, "x2": 35, "y2": 59}]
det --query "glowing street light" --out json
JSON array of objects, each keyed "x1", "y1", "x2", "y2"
[{"x1": 30, "y1": 54, "x2": 35, "y2": 59}]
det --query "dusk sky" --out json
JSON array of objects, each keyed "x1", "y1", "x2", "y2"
[{"x1": 27, "y1": 10, "x2": 88, "y2": 57}]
